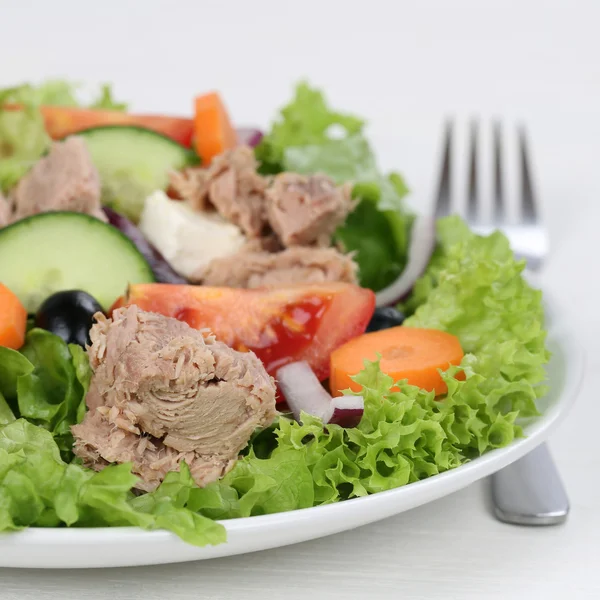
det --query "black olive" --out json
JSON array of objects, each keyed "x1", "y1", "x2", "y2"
[
  {"x1": 366, "y1": 306, "x2": 406, "y2": 333},
  {"x1": 35, "y1": 290, "x2": 102, "y2": 347}
]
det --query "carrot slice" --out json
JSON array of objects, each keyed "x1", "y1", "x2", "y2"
[
  {"x1": 0, "y1": 284, "x2": 27, "y2": 350},
  {"x1": 329, "y1": 327, "x2": 464, "y2": 397},
  {"x1": 194, "y1": 92, "x2": 238, "y2": 165}
]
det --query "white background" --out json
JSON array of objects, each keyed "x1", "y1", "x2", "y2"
[{"x1": 1, "y1": 0, "x2": 599, "y2": 597}]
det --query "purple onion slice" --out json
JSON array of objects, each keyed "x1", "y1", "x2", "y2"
[
  {"x1": 102, "y1": 206, "x2": 188, "y2": 284},
  {"x1": 235, "y1": 128, "x2": 263, "y2": 148},
  {"x1": 375, "y1": 214, "x2": 436, "y2": 307},
  {"x1": 277, "y1": 361, "x2": 364, "y2": 428}
]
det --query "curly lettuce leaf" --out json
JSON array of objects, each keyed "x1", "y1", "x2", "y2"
[
  {"x1": 190, "y1": 219, "x2": 548, "y2": 516},
  {"x1": 405, "y1": 217, "x2": 548, "y2": 374},
  {"x1": 255, "y1": 82, "x2": 364, "y2": 174},
  {"x1": 404, "y1": 215, "x2": 548, "y2": 414},
  {"x1": 191, "y1": 448, "x2": 314, "y2": 520}
]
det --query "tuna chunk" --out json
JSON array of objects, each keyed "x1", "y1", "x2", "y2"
[
  {"x1": 169, "y1": 145, "x2": 268, "y2": 237},
  {"x1": 72, "y1": 305, "x2": 277, "y2": 491},
  {"x1": 265, "y1": 173, "x2": 354, "y2": 247},
  {"x1": 170, "y1": 148, "x2": 354, "y2": 249},
  {"x1": 72, "y1": 409, "x2": 235, "y2": 493},
  {"x1": 199, "y1": 246, "x2": 358, "y2": 288},
  {"x1": 10, "y1": 137, "x2": 106, "y2": 223},
  {"x1": 0, "y1": 193, "x2": 10, "y2": 227}
]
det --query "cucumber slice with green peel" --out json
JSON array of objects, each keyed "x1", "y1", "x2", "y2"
[
  {"x1": 74, "y1": 125, "x2": 199, "y2": 222},
  {"x1": 0, "y1": 212, "x2": 155, "y2": 313}
]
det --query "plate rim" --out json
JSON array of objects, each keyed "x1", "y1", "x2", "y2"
[{"x1": 0, "y1": 296, "x2": 585, "y2": 561}]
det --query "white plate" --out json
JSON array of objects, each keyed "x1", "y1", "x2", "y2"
[{"x1": 0, "y1": 299, "x2": 584, "y2": 569}]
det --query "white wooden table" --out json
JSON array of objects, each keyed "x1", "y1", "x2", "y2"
[{"x1": 1, "y1": 1, "x2": 599, "y2": 597}]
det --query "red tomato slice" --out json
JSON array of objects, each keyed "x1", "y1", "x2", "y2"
[
  {"x1": 2, "y1": 104, "x2": 195, "y2": 147},
  {"x1": 111, "y1": 283, "x2": 375, "y2": 386}
]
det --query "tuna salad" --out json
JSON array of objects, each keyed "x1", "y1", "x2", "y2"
[
  {"x1": 161, "y1": 145, "x2": 356, "y2": 287},
  {"x1": 0, "y1": 79, "x2": 550, "y2": 550}
]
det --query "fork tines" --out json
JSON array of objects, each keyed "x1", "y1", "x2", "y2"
[{"x1": 436, "y1": 120, "x2": 539, "y2": 227}]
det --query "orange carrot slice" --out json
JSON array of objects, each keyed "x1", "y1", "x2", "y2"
[
  {"x1": 0, "y1": 283, "x2": 27, "y2": 350},
  {"x1": 329, "y1": 327, "x2": 464, "y2": 397},
  {"x1": 194, "y1": 92, "x2": 238, "y2": 165}
]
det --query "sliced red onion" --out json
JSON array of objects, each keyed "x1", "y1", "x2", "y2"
[
  {"x1": 277, "y1": 361, "x2": 364, "y2": 428},
  {"x1": 375, "y1": 214, "x2": 437, "y2": 307},
  {"x1": 102, "y1": 206, "x2": 188, "y2": 284},
  {"x1": 236, "y1": 127, "x2": 263, "y2": 148},
  {"x1": 328, "y1": 396, "x2": 365, "y2": 428},
  {"x1": 277, "y1": 361, "x2": 332, "y2": 422}
]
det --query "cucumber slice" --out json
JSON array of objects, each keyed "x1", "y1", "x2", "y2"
[
  {"x1": 0, "y1": 212, "x2": 155, "y2": 312},
  {"x1": 75, "y1": 125, "x2": 199, "y2": 222}
]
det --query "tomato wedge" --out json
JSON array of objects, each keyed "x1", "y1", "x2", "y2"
[
  {"x1": 3, "y1": 104, "x2": 195, "y2": 147},
  {"x1": 111, "y1": 283, "x2": 375, "y2": 387}
]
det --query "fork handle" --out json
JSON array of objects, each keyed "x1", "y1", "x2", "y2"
[{"x1": 491, "y1": 443, "x2": 569, "y2": 526}]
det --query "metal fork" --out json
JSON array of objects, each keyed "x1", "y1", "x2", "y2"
[{"x1": 435, "y1": 120, "x2": 569, "y2": 526}]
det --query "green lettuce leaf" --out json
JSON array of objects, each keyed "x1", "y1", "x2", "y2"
[
  {"x1": 336, "y1": 176, "x2": 412, "y2": 291},
  {"x1": 0, "y1": 345, "x2": 34, "y2": 400},
  {"x1": 1, "y1": 81, "x2": 127, "y2": 111},
  {"x1": 88, "y1": 84, "x2": 128, "y2": 111},
  {"x1": 68, "y1": 343, "x2": 92, "y2": 423},
  {"x1": 0, "y1": 391, "x2": 15, "y2": 425},
  {"x1": 130, "y1": 463, "x2": 226, "y2": 546},
  {"x1": 283, "y1": 133, "x2": 376, "y2": 182},
  {"x1": 13, "y1": 81, "x2": 80, "y2": 107},
  {"x1": 255, "y1": 82, "x2": 364, "y2": 174},
  {"x1": 256, "y1": 82, "x2": 412, "y2": 291},
  {"x1": 0, "y1": 80, "x2": 126, "y2": 192},
  {"x1": 0, "y1": 419, "x2": 226, "y2": 545},
  {"x1": 17, "y1": 329, "x2": 87, "y2": 459},
  {"x1": 0, "y1": 330, "x2": 90, "y2": 460},
  {"x1": 283, "y1": 134, "x2": 409, "y2": 210},
  {"x1": 0, "y1": 419, "x2": 70, "y2": 529},
  {"x1": 0, "y1": 87, "x2": 50, "y2": 193}
]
